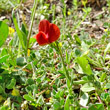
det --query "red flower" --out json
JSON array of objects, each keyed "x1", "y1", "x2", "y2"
[{"x1": 34, "y1": 20, "x2": 60, "y2": 46}]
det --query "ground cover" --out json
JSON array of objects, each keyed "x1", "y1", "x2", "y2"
[{"x1": 0, "y1": 0, "x2": 110, "y2": 110}]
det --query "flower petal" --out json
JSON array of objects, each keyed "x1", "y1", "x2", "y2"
[
  {"x1": 36, "y1": 31, "x2": 49, "y2": 46},
  {"x1": 39, "y1": 20, "x2": 50, "y2": 34},
  {"x1": 48, "y1": 23, "x2": 60, "y2": 43}
]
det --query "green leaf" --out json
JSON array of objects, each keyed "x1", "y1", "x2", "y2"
[
  {"x1": 76, "y1": 56, "x2": 92, "y2": 75},
  {"x1": 81, "y1": 83, "x2": 95, "y2": 92},
  {"x1": 0, "y1": 76, "x2": 2, "y2": 79},
  {"x1": 12, "y1": 12, "x2": 27, "y2": 50},
  {"x1": 37, "y1": 95, "x2": 44, "y2": 105},
  {"x1": 88, "y1": 103, "x2": 104, "y2": 110},
  {"x1": 0, "y1": 21, "x2": 9, "y2": 47},
  {"x1": 74, "y1": 34, "x2": 81, "y2": 45},
  {"x1": 80, "y1": 93, "x2": 89, "y2": 106},
  {"x1": 29, "y1": 37, "x2": 36, "y2": 48},
  {"x1": 0, "y1": 55, "x2": 9, "y2": 63},
  {"x1": 21, "y1": 23, "x2": 28, "y2": 36},
  {"x1": 60, "y1": 99, "x2": 64, "y2": 106},
  {"x1": 6, "y1": 78, "x2": 16, "y2": 89},
  {"x1": 74, "y1": 48, "x2": 81, "y2": 57},
  {"x1": 81, "y1": 41, "x2": 89, "y2": 52},
  {"x1": 0, "y1": 48, "x2": 7, "y2": 56},
  {"x1": 87, "y1": 56, "x2": 101, "y2": 67},
  {"x1": 100, "y1": 73, "x2": 106, "y2": 82},
  {"x1": 43, "y1": 106, "x2": 48, "y2": 110},
  {"x1": 66, "y1": 51, "x2": 69, "y2": 64},
  {"x1": 101, "y1": 93, "x2": 109, "y2": 101},
  {"x1": 16, "y1": 57, "x2": 26, "y2": 66},
  {"x1": 106, "y1": 83, "x2": 110, "y2": 89},
  {"x1": 23, "y1": 94, "x2": 34, "y2": 101},
  {"x1": 107, "y1": 105, "x2": 110, "y2": 110},
  {"x1": 104, "y1": 43, "x2": 110, "y2": 59},
  {"x1": 53, "y1": 101, "x2": 61, "y2": 110},
  {"x1": 12, "y1": 88, "x2": 20, "y2": 96},
  {"x1": 81, "y1": 108, "x2": 87, "y2": 110},
  {"x1": 26, "y1": 78, "x2": 34, "y2": 85},
  {"x1": 0, "y1": 106, "x2": 9, "y2": 110},
  {"x1": 66, "y1": 79, "x2": 71, "y2": 89},
  {"x1": 0, "y1": 85, "x2": 4, "y2": 93},
  {"x1": 64, "y1": 95, "x2": 70, "y2": 110}
]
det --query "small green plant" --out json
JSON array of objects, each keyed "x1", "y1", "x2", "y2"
[{"x1": 0, "y1": 0, "x2": 110, "y2": 110}]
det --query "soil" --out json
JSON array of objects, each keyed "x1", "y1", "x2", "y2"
[{"x1": 0, "y1": 0, "x2": 108, "y2": 40}]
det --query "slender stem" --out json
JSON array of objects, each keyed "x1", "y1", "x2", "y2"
[
  {"x1": 26, "y1": 0, "x2": 38, "y2": 55},
  {"x1": 56, "y1": 43, "x2": 73, "y2": 110},
  {"x1": 56, "y1": 43, "x2": 71, "y2": 82}
]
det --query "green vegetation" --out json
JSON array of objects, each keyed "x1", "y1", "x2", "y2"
[{"x1": 0, "y1": 0, "x2": 110, "y2": 110}]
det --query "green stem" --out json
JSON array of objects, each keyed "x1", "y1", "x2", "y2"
[
  {"x1": 55, "y1": 43, "x2": 88, "y2": 86},
  {"x1": 26, "y1": 0, "x2": 38, "y2": 55},
  {"x1": 56, "y1": 43, "x2": 71, "y2": 82}
]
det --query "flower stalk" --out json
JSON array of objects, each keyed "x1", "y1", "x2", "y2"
[{"x1": 56, "y1": 42, "x2": 71, "y2": 84}]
